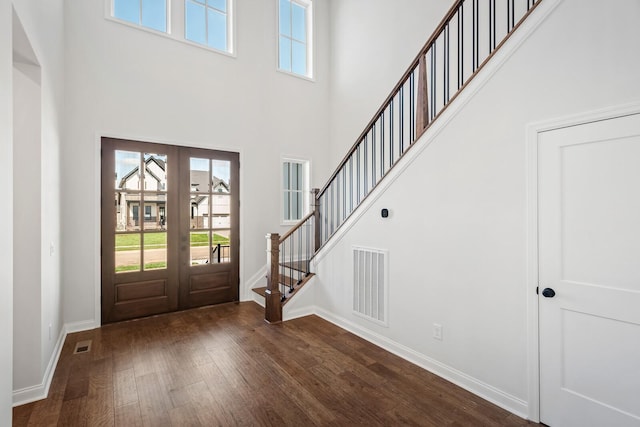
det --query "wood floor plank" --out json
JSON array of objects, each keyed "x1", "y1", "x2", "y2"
[
  {"x1": 56, "y1": 397, "x2": 87, "y2": 427},
  {"x1": 135, "y1": 372, "x2": 173, "y2": 426},
  {"x1": 113, "y1": 368, "x2": 138, "y2": 408},
  {"x1": 13, "y1": 302, "x2": 541, "y2": 426},
  {"x1": 114, "y1": 402, "x2": 143, "y2": 427},
  {"x1": 85, "y1": 357, "x2": 114, "y2": 427}
]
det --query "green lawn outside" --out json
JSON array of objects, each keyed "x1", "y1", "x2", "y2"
[
  {"x1": 115, "y1": 232, "x2": 229, "y2": 251},
  {"x1": 115, "y1": 262, "x2": 167, "y2": 273}
]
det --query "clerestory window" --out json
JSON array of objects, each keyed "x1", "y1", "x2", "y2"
[
  {"x1": 112, "y1": 0, "x2": 168, "y2": 32},
  {"x1": 185, "y1": 0, "x2": 231, "y2": 52},
  {"x1": 278, "y1": 0, "x2": 313, "y2": 78},
  {"x1": 108, "y1": 0, "x2": 235, "y2": 55}
]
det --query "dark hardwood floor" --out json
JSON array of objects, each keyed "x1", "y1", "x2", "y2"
[{"x1": 13, "y1": 302, "x2": 540, "y2": 426}]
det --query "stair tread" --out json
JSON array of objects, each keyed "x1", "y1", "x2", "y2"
[{"x1": 251, "y1": 286, "x2": 267, "y2": 297}]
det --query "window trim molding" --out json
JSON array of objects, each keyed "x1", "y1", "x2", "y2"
[
  {"x1": 280, "y1": 156, "x2": 311, "y2": 226},
  {"x1": 105, "y1": 0, "x2": 237, "y2": 58},
  {"x1": 276, "y1": 0, "x2": 315, "y2": 80}
]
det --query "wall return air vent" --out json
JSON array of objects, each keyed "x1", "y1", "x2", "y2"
[{"x1": 352, "y1": 246, "x2": 388, "y2": 326}]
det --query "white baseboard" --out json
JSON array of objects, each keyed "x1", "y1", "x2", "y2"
[
  {"x1": 12, "y1": 325, "x2": 66, "y2": 407},
  {"x1": 65, "y1": 319, "x2": 99, "y2": 334},
  {"x1": 313, "y1": 307, "x2": 529, "y2": 419},
  {"x1": 12, "y1": 320, "x2": 98, "y2": 406}
]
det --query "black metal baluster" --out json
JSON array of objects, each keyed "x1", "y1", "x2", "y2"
[
  {"x1": 390, "y1": 100, "x2": 394, "y2": 166},
  {"x1": 342, "y1": 165, "x2": 346, "y2": 221},
  {"x1": 363, "y1": 135, "x2": 368, "y2": 196},
  {"x1": 322, "y1": 193, "x2": 327, "y2": 243},
  {"x1": 372, "y1": 127, "x2": 377, "y2": 186},
  {"x1": 330, "y1": 182, "x2": 334, "y2": 236},
  {"x1": 399, "y1": 87, "x2": 404, "y2": 154},
  {"x1": 289, "y1": 231, "x2": 293, "y2": 292},
  {"x1": 430, "y1": 44, "x2": 436, "y2": 120},
  {"x1": 444, "y1": 22, "x2": 450, "y2": 105},
  {"x1": 349, "y1": 156, "x2": 353, "y2": 214},
  {"x1": 409, "y1": 72, "x2": 415, "y2": 143},
  {"x1": 380, "y1": 112, "x2": 385, "y2": 175},
  {"x1": 356, "y1": 145, "x2": 361, "y2": 204},
  {"x1": 489, "y1": 0, "x2": 494, "y2": 53},
  {"x1": 336, "y1": 168, "x2": 341, "y2": 225},
  {"x1": 511, "y1": 0, "x2": 515, "y2": 32},
  {"x1": 458, "y1": 3, "x2": 463, "y2": 89},
  {"x1": 304, "y1": 215, "x2": 314, "y2": 276},
  {"x1": 298, "y1": 225, "x2": 302, "y2": 282}
]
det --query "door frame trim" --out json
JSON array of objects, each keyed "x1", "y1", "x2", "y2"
[
  {"x1": 525, "y1": 101, "x2": 640, "y2": 422},
  {"x1": 92, "y1": 131, "x2": 245, "y2": 326}
]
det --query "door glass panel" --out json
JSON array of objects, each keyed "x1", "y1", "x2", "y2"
[
  {"x1": 190, "y1": 195, "x2": 210, "y2": 229},
  {"x1": 190, "y1": 231, "x2": 210, "y2": 265},
  {"x1": 141, "y1": 195, "x2": 167, "y2": 231},
  {"x1": 212, "y1": 193, "x2": 230, "y2": 226},
  {"x1": 212, "y1": 229, "x2": 230, "y2": 263},
  {"x1": 190, "y1": 157, "x2": 210, "y2": 193},
  {"x1": 115, "y1": 233, "x2": 141, "y2": 273},
  {"x1": 115, "y1": 150, "x2": 141, "y2": 190},
  {"x1": 143, "y1": 153, "x2": 168, "y2": 191},
  {"x1": 144, "y1": 232, "x2": 167, "y2": 270},
  {"x1": 115, "y1": 193, "x2": 141, "y2": 231},
  {"x1": 212, "y1": 160, "x2": 231, "y2": 192}
]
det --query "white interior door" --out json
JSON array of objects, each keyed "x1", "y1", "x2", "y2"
[{"x1": 539, "y1": 113, "x2": 640, "y2": 426}]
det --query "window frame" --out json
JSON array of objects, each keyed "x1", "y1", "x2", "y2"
[
  {"x1": 105, "y1": 0, "x2": 236, "y2": 57},
  {"x1": 281, "y1": 157, "x2": 310, "y2": 225},
  {"x1": 184, "y1": 0, "x2": 234, "y2": 54},
  {"x1": 277, "y1": 0, "x2": 314, "y2": 80},
  {"x1": 109, "y1": 0, "x2": 171, "y2": 34}
]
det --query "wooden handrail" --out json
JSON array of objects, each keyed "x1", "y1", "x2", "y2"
[
  {"x1": 279, "y1": 211, "x2": 315, "y2": 243},
  {"x1": 317, "y1": 0, "x2": 464, "y2": 198}
]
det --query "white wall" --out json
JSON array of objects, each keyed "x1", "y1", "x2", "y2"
[
  {"x1": 328, "y1": 0, "x2": 451, "y2": 166},
  {"x1": 62, "y1": 0, "x2": 332, "y2": 325},
  {"x1": 0, "y1": 0, "x2": 13, "y2": 421},
  {"x1": 316, "y1": 0, "x2": 640, "y2": 418},
  {"x1": 11, "y1": 0, "x2": 65, "y2": 404},
  {"x1": 13, "y1": 61, "x2": 42, "y2": 391}
]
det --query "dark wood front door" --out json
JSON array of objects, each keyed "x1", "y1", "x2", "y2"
[{"x1": 101, "y1": 138, "x2": 239, "y2": 323}]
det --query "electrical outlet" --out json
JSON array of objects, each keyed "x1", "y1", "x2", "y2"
[{"x1": 433, "y1": 323, "x2": 443, "y2": 341}]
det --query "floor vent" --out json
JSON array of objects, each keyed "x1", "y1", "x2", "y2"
[
  {"x1": 353, "y1": 246, "x2": 388, "y2": 326},
  {"x1": 73, "y1": 340, "x2": 92, "y2": 354}
]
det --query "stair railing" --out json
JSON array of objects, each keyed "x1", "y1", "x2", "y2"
[
  {"x1": 265, "y1": 0, "x2": 541, "y2": 322},
  {"x1": 265, "y1": 209, "x2": 316, "y2": 323},
  {"x1": 316, "y1": 0, "x2": 541, "y2": 248}
]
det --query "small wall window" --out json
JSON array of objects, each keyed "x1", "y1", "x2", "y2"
[
  {"x1": 185, "y1": 0, "x2": 232, "y2": 52},
  {"x1": 282, "y1": 158, "x2": 309, "y2": 224},
  {"x1": 278, "y1": 0, "x2": 312, "y2": 78},
  {"x1": 112, "y1": 0, "x2": 168, "y2": 32}
]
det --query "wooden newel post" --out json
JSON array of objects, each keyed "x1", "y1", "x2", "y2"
[
  {"x1": 415, "y1": 53, "x2": 430, "y2": 140},
  {"x1": 265, "y1": 233, "x2": 282, "y2": 323},
  {"x1": 312, "y1": 188, "x2": 321, "y2": 252}
]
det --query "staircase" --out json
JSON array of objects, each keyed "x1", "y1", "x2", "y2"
[{"x1": 254, "y1": 0, "x2": 542, "y2": 323}]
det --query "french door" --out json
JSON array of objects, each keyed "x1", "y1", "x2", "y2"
[{"x1": 101, "y1": 138, "x2": 239, "y2": 323}]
